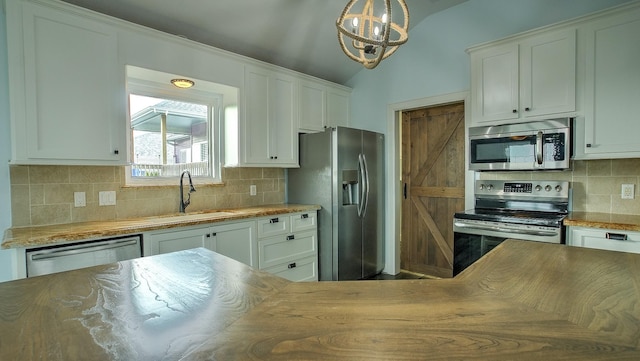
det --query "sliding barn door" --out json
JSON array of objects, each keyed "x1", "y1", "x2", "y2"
[{"x1": 401, "y1": 102, "x2": 465, "y2": 278}]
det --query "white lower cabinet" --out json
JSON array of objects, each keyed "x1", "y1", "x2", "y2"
[
  {"x1": 257, "y1": 211, "x2": 319, "y2": 282},
  {"x1": 145, "y1": 220, "x2": 257, "y2": 267},
  {"x1": 567, "y1": 226, "x2": 640, "y2": 254},
  {"x1": 143, "y1": 211, "x2": 318, "y2": 281},
  {"x1": 211, "y1": 222, "x2": 258, "y2": 268}
]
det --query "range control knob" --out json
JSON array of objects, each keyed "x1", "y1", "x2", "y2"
[
  {"x1": 487, "y1": 184, "x2": 494, "y2": 191},
  {"x1": 555, "y1": 185, "x2": 563, "y2": 192},
  {"x1": 479, "y1": 184, "x2": 485, "y2": 190},
  {"x1": 535, "y1": 185, "x2": 542, "y2": 192},
  {"x1": 545, "y1": 185, "x2": 552, "y2": 192}
]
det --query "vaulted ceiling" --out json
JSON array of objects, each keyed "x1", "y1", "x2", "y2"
[{"x1": 61, "y1": 0, "x2": 467, "y2": 85}]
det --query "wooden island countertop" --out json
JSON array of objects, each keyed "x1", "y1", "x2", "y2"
[{"x1": 1, "y1": 240, "x2": 639, "y2": 360}]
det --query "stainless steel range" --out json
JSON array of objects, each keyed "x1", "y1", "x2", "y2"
[{"x1": 453, "y1": 180, "x2": 569, "y2": 276}]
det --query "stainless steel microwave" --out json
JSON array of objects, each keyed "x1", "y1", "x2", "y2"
[{"x1": 469, "y1": 118, "x2": 571, "y2": 171}]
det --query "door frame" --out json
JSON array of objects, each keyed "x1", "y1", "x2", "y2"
[{"x1": 384, "y1": 91, "x2": 474, "y2": 275}]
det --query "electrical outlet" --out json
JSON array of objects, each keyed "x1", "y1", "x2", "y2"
[
  {"x1": 74, "y1": 192, "x2": 86, "y2": 207},
  {"x1": 621, "y1": 184, "x2": 635, "y2": 200},
  {"x1": 250, "y1": 185, "x2": 257, "y2": 196},
  {"x1": 99, "y1": 191, "x2": 117, "y2": 206}
]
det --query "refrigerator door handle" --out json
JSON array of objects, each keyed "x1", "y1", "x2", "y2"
[
  {"x1": 357, "y1": 154, "x2": 365, "y2": 217},
  {"x1": 360, "y1": 153, "x2": 370, "y2": 218}
]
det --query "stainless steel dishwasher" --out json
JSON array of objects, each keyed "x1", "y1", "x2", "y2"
[{"x1": 26, "y1": 235, "x2": 142, "y2": 277}]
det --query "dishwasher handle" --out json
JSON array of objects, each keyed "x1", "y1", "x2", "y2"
[{"x1": 29, "y1": 238, "x2": 140, "y2": 261}]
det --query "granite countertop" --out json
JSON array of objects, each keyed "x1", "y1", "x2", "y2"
[
  {"x1": 2, "y1": 204, "x2": 320, "y2": 249},
  {"x1": 0, "y1": 240, "x2": 639, "y2": 360},
  {"x1": 564, "y1": 211, "x2": 640, "y2": 231}
]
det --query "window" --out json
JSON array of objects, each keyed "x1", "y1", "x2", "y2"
[
  {"x1": 129, "y1": 94, "x2": 214, "y2": 178},
  {"x1": 126, "y1": 66, "x2": 238, "y2": 185}
]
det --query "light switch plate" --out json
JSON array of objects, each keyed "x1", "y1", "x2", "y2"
[
  {"x1": 99, "y1": 191, "x2": 117, "y2": 206},
  {"x1": 622, "y1": 184, "x2": 635, "y2": 199},
  {"x1": 250, "y1": 185, "x2": 257, "y2": 196}
]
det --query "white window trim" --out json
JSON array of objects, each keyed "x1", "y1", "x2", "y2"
[{"x1": 125, "y1": 78, "x2": 223, "y2": 186}]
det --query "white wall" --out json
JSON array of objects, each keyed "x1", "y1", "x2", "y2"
[
  {"x1": 0, "y1": 6, "x2": 17, "y2": 282},
  {"x1": 345, "y1": 0, "x2": 632, "y2": 274}
]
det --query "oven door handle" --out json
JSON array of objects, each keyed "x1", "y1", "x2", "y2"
[{"x1": 454, "y1": 222, "x2": 558, "y2": 237}]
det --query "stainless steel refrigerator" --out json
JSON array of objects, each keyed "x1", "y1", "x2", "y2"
[{"x1": 288, "y1": 127, "x2": 384, "y2": 281}]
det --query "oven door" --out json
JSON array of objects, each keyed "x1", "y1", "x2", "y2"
[{"x1": 453, "y1": 219, "x2": 562, "y2": 276}]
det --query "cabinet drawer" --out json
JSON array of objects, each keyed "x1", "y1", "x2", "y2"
[
  {"x1": 258, "y1": 231, "x2": 316, "y2": 269},
  {"x1": 569, "y1": 227, "x2": 640, "y2": 254},
  {"x1": 291, "y1": 212, "x2": 317, "y2": 233},
  {"x1": 257, "y1": 216, "x2": 290, "y2": 238},
  {"x1": 263, "y1": 256, "x2": 318, "y2": 282}
]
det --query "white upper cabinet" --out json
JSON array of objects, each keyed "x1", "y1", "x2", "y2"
[
  {"x1": 470, "y1": 28, "x2": 576, "y2": 125},
  {"x1": 298, "y1": 80, "x2": 351, "y2": 133},
  {"x1": 298, "y1": 80, "x2": 326, "y2": 132},
  {"x1": 577, "y1": 5, "x2": 640, "y2": 158},
  {"x1": 6, "y1": 0, "x2": 126, "y2": 164},
  {"x1": 227, "y1": 65, "x2": 298, "y2": 167}
]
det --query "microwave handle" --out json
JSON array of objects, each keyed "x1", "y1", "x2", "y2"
[{"x1": 536, "y1": 131, "x2": 543, "y2": 165}]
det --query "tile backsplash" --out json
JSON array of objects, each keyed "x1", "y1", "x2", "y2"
[
  {"x1": 10, "y1": 165, "x2": 285, "y2": 227},
  {"x1": 477, "y1": 159, "x2": 640, "y2": 215}
]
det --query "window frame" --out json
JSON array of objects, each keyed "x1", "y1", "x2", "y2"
[{"x1": 125, "y1": 79, "x2": 223, "y2": 186}]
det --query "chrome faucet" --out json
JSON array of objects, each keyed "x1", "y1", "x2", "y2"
[{"x1": 179, "y1": 170, "x2": 196, "y2": 213}]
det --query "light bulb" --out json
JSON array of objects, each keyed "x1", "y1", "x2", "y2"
[{"x1": 382, "y1": 13, "x2": 388, "y2": 24}]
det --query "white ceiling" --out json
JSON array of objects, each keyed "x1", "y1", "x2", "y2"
[{"x1": 60, "y1": 0, "x2": 467, "y2": 85}]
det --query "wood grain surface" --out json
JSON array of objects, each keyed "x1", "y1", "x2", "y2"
[{"x1": 1, "y1": 241, "x2": 639, "y2": 360}]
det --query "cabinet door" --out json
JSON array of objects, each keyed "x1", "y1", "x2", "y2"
[
  {"x1": 211, "y1": 221, "x2": 257, "y2": 267},
  {"x1": 520, "y1": 29, "x2": 576, "y2": 118},
  {"x1": 7, "y1": 1, "x2": 124, "y2": 164},
  {"x1": 298, "y1": 80, "x2": 327, "y2": 132},
  {"x1": 569, "y1": 227, "x2": 640, "y2": 254},
  {"x1": 470, "y1": 43, "x2": 519, "y2": 123},
  {"x1": 271, "y1": 73, "x2": 298, "y2": 166},
  {"x1": 242, "y1": 66, "x2": 298, "y2": 167},
  {"x1": 582, "y1": 9, "x2": 640, "y2": 156},
  {"x1": 263, "y1": 255, "x2": 318, "y2": 282},
  {"x1": 258, "y1": 231, "x2": 317, "y2": 270},
  {"x1": 147, "y1": 226, "x2": 212, "y2": 256},
  {"x1": 327, "y1": 88, "x2": 350, "y2": 128},
  {"x1": 243, "y1": 66, "x2": 272, "y2": 164}
]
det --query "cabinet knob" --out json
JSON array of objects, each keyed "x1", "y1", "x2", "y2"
[
  {"x1": 586, "y1": 143, "x2": 592, "y2": 148},
  {"x1": 274, "y1": 156, "x2": 278, "y2": 160},
  {"x1": 114, "y1": 149, "x2": 119, "y2": 155},
  {"x1": 512, "y1": 109, "x2": 517, "y2": 113},
  {"x1": 525, "y1": 107, "x2": 531, "y2": 111},
  {"x1": 287, "y1": 262, "x2": 297, "y2": 269},
  {"x1": 211, "y1": 232, "x2": 217, "y2": 236},
  {"x1": 206, "y1": 233, "x2": 211, "y2": 238}
]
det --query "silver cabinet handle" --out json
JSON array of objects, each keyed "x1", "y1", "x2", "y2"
[{"x1": 606, "y1": 232, "x2": 628, "y2": 241}]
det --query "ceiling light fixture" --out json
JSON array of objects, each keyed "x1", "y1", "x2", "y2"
[
  {"x1": 336, "y1": 0, "x2": 409, "y2": 69},
  {"x1": 170, "y1": 78, "x2": 195, "y2": 89}
]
